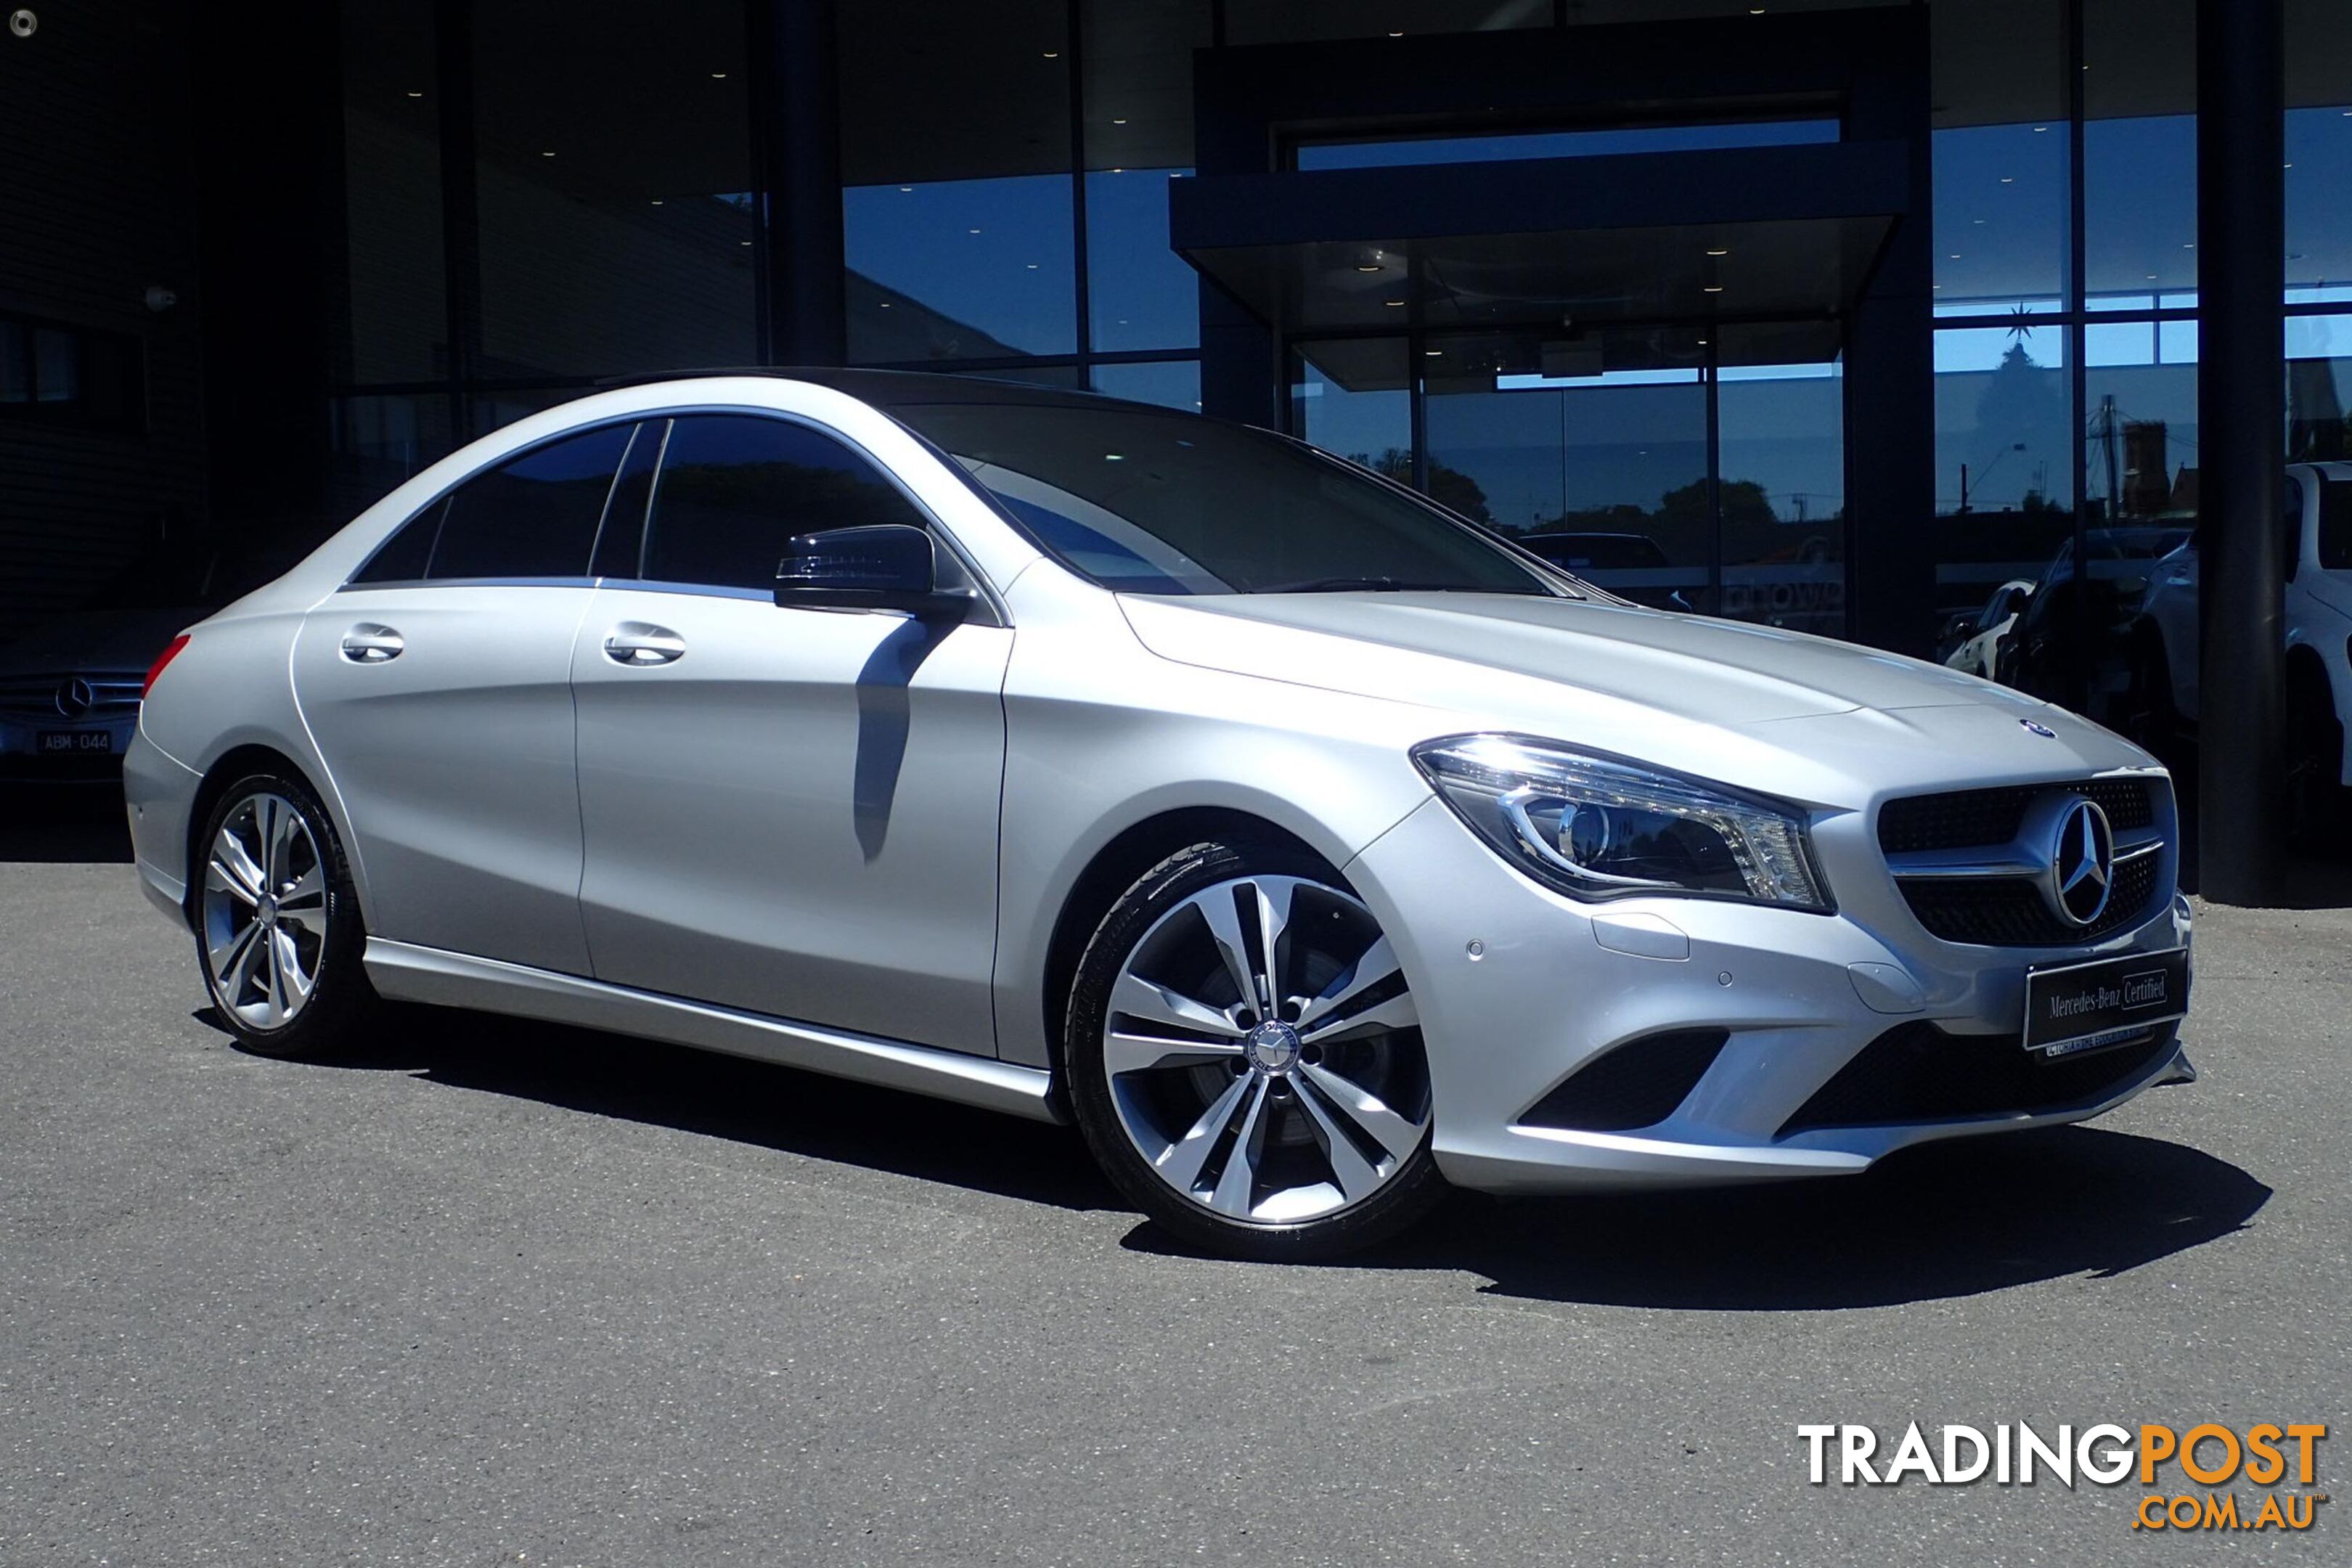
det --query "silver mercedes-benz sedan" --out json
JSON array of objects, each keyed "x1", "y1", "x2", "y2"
[{"x1": 124, "y1": 372, "x2": 2194, "y2": 1259}]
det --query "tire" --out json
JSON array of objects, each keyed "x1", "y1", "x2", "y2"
[
  {"x1": 192, "y1": 770, "x2": 381, "y2": 1058},
  {"x1": 1063, "y1": 838, "x2": 1447, "y2": 1261},
  {"x1": 2285, "y1": 666, "x2": 2351, "y2": 856}
]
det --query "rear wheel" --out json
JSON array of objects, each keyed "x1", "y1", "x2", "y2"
[
  {"x1": 1065, "y1": 838, "x2": 1445, "y2": 1260},
  {"x1": 195, "y1": 772, "x2": 380, "y2": 1057}
]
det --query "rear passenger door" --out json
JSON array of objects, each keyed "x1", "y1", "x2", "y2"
[
  {"x1": 569, "y1": 412, "x2": 1011, "y2": 1055},
  {"x1": 293, "y1": 420, "x2": 649, "y2": 976}
]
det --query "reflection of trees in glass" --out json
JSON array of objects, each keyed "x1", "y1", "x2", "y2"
[
  {"x1": 1966, "y1": 341, "x2": 2066, "y2": 509},
  {"x1": 1351, "y1": 447, "x2": 1494, "y2": 524}
]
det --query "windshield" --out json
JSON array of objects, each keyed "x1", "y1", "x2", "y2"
[{"x1": 886, "y1": 401, "x2": 1569, "y2": 597}]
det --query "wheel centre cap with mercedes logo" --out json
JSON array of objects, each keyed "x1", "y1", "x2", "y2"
[{"x1": 2046, "y1": 796, "x2": 2116, "y2": 927}]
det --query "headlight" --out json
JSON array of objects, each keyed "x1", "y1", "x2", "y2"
[{"x1": 1412, "y1": 734, "x2": 1831, "y2": 910}]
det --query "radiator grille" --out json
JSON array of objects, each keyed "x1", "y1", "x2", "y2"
[{"x1": 0, "y1": 671, "x2": 145, "y2": 722}]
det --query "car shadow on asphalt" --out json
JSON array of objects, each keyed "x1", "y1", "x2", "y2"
[
  {"x1": 1127, "y1": 1114, "x2": 2270, "y2": 1310},
  {"x1": 202, "y1": 997, "x2": 2269, "y2": 1309},
  {"x1": 201, "y1": 1002, "x2": 1124, "y2": 1216}
]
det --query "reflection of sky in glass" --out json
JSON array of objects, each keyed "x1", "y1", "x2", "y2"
[
  {"x1": 1932, "y1": 123, "x2": 2067, "y2": 313},
  {"x1": 844, "y1": 176, "x2": 1076, "y2": 357},
  {"x1": 2086, "y1": 114, "x2": 2196, "y2": 299},
  {"x1": 1296, "y1": 119, "x2": 1837, "y2": 171},
  {"x1": 1291, "y1": 351, "x2": 1408, "y2": 470},
  {"x1": 2288, "y1": 106, "x2": 2352, "y2": 291},
  {"x1": 1086, "y1": 170, "x2": 1199, "y2": 351}
]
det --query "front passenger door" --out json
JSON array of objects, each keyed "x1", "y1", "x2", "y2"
[{"x1": 570, "y1": 412, "x2": 1011, "y2": 1056}]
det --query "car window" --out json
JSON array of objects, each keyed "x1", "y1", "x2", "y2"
[
  {"x1": 637, "y1": 414, "x2": 931, "y2": 592},
  {"x1": 2284, "y1": 475, "x2": 2304, "y2": 584},
  {"x1": 352, "y1": 422, "x2": 636, "y2": 584},
  {"x1": 2321, "y1": 481, "x2": 2352, "y2": 573}
]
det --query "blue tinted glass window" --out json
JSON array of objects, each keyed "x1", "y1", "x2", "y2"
[
  {"x1": 640, "y1": 415, "x2": 928, "y2": 591},
  {"x1": 845, "y1": 176, "x2": 1078, "y2": 361},
  {"x1": 377, "y1": 422, "x2": 632, "y2": 582},
  {"x1": 1087, "y1": 170, "x2": 1199, "y2": 351}
]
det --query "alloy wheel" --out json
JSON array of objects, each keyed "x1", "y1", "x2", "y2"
[
  {"x1": 200, "y1": 791, "x2": 328, "y2": 1030},
  {"x1": 1101, "y1": 874, "x2": 1430, "y2": 1225}
]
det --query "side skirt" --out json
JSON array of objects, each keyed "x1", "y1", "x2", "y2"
[{"x1": 363, "y1": 938, "x2": 1064, "y2": 1124}]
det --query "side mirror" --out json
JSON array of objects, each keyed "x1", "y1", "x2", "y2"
[{"x1": 775, "y1": 524, "x2": 971, "y2": 621}]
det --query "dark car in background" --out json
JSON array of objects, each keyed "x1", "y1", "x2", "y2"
[{"x1": 0, "y1": 547, "x2": 290, "y2": 781}]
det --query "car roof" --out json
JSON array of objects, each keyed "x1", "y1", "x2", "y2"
[{"x1": 597, "y1": 367, "x2": 1158, "y2": 417}]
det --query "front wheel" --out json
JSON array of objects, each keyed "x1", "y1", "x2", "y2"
[
  {"x1": 194, "y1": 771, "x2": 380, "y2": 1057},
  {"x1": 1064, "y1": 839, "x2": 1446, "y2": 1261}
]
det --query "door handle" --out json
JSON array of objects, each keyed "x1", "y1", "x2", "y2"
[
  {"x1": 340, "y1": 624, "x2": 404, "y2": 663},
  {"x1": 603, "y1": 622, "x2": 685, "y2": 666}
]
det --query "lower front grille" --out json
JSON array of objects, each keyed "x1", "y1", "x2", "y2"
[
  {"x1": 1776, "y1": 1020, "x2": 2176, "y2": 1137},
  {"x1": 1519, "y1": 1028, "x2": 1729, "y2": 1132},
  {"x1": 1900, "y1": 851, "x2": 2161, "y2": 946}
]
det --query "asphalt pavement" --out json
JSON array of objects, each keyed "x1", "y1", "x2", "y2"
[{"x1": 2, "y1": 785, "x2": 2346, "y2": 1566}]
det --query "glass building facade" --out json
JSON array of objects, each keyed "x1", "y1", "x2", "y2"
[{"x1": 311, "y1": 0, "x2": 2352, "y2": 726}]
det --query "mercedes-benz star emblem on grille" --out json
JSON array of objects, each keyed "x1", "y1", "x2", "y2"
[
  {"x1": 2045, "y1": 796, "x2": 2115, "y2": 927},
  {"x1": 2020, "y1": 718, "x2": 2057, "y2": 738},
  {"x1": 54, "y1": 677, "x2": 94, "y2": 719}
]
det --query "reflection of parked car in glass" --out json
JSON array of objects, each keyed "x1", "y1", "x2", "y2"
[
  {"x1": 2126, "y1": 462, "x2": 2352, "y2": 833},
  {"x1": 1515, "y1": 531, "x2": 1686, "y2": 610},
  {"x1": 1994, "y1": 526, "x2": 2195, "y2": 709},
  {"x1": 1940, "y1": 579, "x2": 2034, "y2": 679},
  {"x1": 0, "y1": 548, "x2": 292, "y2": 780}
]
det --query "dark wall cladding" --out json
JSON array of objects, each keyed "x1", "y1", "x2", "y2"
[{"x1": 0, "y1": 0, "x2": 208, "y2": 618}]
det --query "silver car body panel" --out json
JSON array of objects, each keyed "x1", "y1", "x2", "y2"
[
  {"x1": 126, "y1": 372, "x2": 2195, "y2": 1197},
  {"x1": 364, "y1": 937, "x2": 1058, "y2": 1122},
  {"x1": 292, "y1": 584, "x2": 600, "y2": 974},
  {"x1": 570, "y1": 584, "x2": 1012, "y2": 1056}
]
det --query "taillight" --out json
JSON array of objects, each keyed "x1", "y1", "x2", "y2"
[{"x1": 143, "y1": 633, "x2": 191, "y2": 701}]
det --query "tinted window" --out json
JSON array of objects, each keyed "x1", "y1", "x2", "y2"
[
  {"x1": 2285, "y1": 475, "x2": 2306, "y2": 583},
  {"x1": 639, "y1": 415, "x2": 929, "y2": 592},
  {"x1": 356, "y1": 423, "x2": 634, "y2": 584},
  {"x1": 2320, "y1": 481, "x2": 2352, "y2": 572},
  {"x1": 892, "y1": 401, "x2": 1561, "y2": 597}
]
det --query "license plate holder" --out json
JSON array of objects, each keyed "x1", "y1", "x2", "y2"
[
  {"x1": 36, "y1": 730, "x2": 114, "y2": 755},
  {"x1": 2022, "y1": 948, "x2": 2189, "y2": 1057}
]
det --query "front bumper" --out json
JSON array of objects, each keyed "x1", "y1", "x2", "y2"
[{"x1": 1343, "y1": 796, "x2": 2192, "y2": 1196}]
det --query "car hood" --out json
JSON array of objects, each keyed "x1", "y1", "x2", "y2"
[
  {"x1": 0, "y1": 608, "x2": 200, "y2": 673},
  {"x1": 1120, "y1": 592, "x2": 2030, "y2": 726}
]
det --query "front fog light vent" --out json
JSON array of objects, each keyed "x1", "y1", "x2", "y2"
[{"x1": 1519, "y1": 1029, "x2": 1730, "y2": 1133}]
